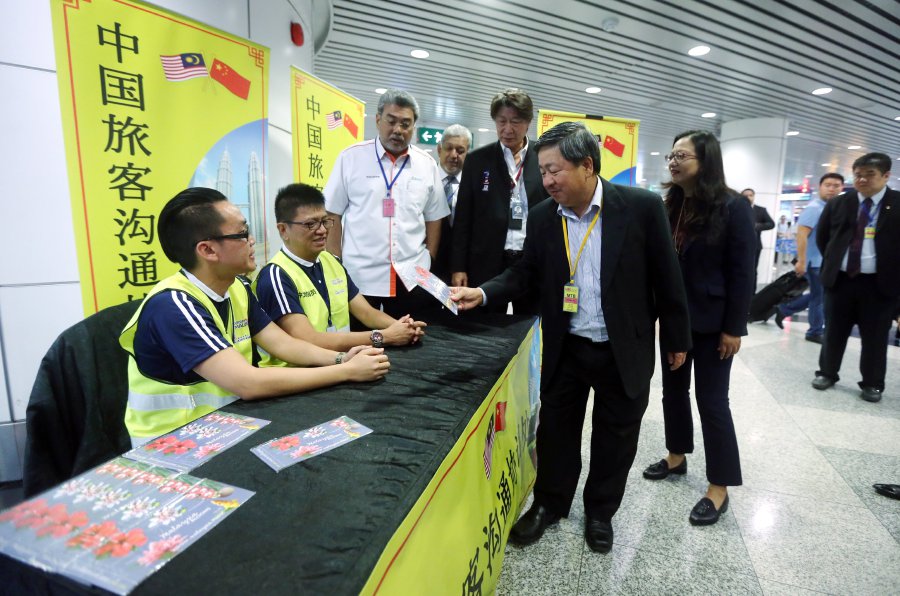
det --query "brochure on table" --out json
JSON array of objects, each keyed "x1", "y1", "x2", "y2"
[
  {"x1": 252, "y1": 416, "x2": 373, "y2": 472},
  {"x1": 393, "y1": 261, "x2": 458, "y2": 314},
  {"x1": 0, "y1": 457, "x2": 253, "y2": 595}
]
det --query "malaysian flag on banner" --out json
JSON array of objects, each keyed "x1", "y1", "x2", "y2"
[
  {"x1": 160, "y1": 53, "x2": 208, "y2": 81},
  {"x1": 483, "y1": 414, "x2": 496, "y2": 479},
  {"x1": 325, "y1": 111, "x2": 343, "y2": 129}
]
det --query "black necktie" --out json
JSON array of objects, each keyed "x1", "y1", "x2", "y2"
[{"x1": 846, "y1": 197, "x2": 873, "y2": 278}]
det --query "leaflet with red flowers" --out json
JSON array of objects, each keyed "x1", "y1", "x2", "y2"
[
  {"x1": 393, "y1": 261, "x2": 458, "y2": 314},
  {"x1": 0, "y1": 457, "x2": 253, "y2": 595},
  {"x1": 251, "y1": 415, "x2": 373, "y2": 472},
  {"x1": 123, "y1": 411, "x2": 271, "y2": 473}
]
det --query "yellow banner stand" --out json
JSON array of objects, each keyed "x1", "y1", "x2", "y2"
[
  {"x1": 51, "y1": 0, "x2": 269, "y2": 314},
  {"x1": 291, "y1": 67, "x2": 365, "y2": 189},
  {"x1": 538, "y1": 110, "x2": 639, "y2": 187},
  {"x1": 362, "y1": 323, "x2": 540, "y2": 595}
]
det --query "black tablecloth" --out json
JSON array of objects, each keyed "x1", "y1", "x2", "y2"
[{"x1": 1, "y1": 314, "x2": 535, "y2": 595}]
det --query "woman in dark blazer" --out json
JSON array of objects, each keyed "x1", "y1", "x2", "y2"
[{"x1": 642, "y1": 130, "x2": 756, "y2": 525}]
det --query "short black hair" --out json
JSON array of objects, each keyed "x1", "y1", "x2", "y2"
[
  {"x1": 274, "y1": 183, "x2": 325, "y2": 223},
  {"x1": 490, "y1": 88, "x2": 534, "y2": 122},
  {"x1": 819, "y1": 172, "x2": 844, "y2": 185},
  {"x1": 852, "y1": 152, "x2": 891, "y2": 175},
  {"x1": 741, "y1": 188, "x2": 755, "y2": 195},
  {"x1": 533, "y1": 121, "x2": 601, "y2": 174},
  {"x1": 158, "y1": 187, "x2": 228, "y2": 269}
]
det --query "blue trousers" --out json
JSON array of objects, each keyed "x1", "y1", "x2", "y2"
[{"x1": 778, "y1": 266, "x2": 823, "y2": 338}]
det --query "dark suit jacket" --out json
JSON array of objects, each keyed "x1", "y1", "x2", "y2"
[
  {"x1": 451, "y1": 140, "x2": 549, "y2": 286},
  {"x1": 752, "y1": 203, "x2": 775, "y2": 252},
  {"x1": 817, "y1": 187, "x2": 900, "y2": 298},
  {"x1": 482, "y1": 179, "x2": 691, "y2": 399},
  {"x1": 677, "y1": 195, "x2": 757, "y2": 336}
]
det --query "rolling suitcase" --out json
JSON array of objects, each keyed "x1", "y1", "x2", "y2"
[{"x1": 748, "y1": 271, "x2": 809, "y2": 323}]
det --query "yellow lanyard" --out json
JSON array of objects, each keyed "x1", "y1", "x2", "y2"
[{"x1": 561, "y1": 206, "x2": 601, "y2": 283}]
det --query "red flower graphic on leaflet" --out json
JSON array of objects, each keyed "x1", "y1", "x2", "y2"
[
  {"x1": 144, "y1": 436, "x2": 179, "y2": 452},
  {"x1": 161, "y1": 439, "x2": 197, "y2": 455},
  {"x1": 35, "y1": 507, "x2": 89, "y2": 538},
  {"x1": 67, "y1": 520, "x2": 118, "y2": 550},
  {"x1": 270, "y1": 436, "x2": 300, "y2": 451},
  {"x1": 0, "y1": 498, "x2": 49, "y2": 527},
  {"x1": 94, "y1": 527, "x2": 148, "y2": 558}
]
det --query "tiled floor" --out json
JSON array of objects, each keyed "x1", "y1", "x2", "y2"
[{"x1": 497, "y1": 318, "x2": 900, "y2": 595}]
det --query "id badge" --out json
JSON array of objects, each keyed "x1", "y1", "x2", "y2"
[
  {"x1": 509, "y1": 196, "x2": 524, "y2": 230},
  {"x1": 864, "y1": 226, "x2": 875, "y2": 239},
  {"x1": 382, "y1": 198, "x2": 395, "y2": 217},
  {"x1": 562, "y1": 283, "x2": 579, "y2": 313},
  {"x1": 326, "y1": 325, "x2": 337, "y2": 333}
]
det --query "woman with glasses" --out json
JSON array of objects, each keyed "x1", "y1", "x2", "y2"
[{"x1": 642, "y1": 130, "x2": 756, "y2": 525}]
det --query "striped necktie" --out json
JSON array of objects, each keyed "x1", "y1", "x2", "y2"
[
  {"x1": 443, "y1": 175, "x2": 457, "y2": 206},
  {"x1": 846, "y1": 197, "x2": 873, "y2": 278}
]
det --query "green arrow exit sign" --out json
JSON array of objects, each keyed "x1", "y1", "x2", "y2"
[{"x1": 416, "y1": 127, "x2": 444, "y2": 145}]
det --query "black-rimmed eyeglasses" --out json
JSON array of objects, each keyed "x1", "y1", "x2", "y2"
[
  {"x1": 282, "y1": 218, "x2": 335, "y2": 232},
  {"x1": 196, "y1": 230, "x2": 251, "y2": 244}
]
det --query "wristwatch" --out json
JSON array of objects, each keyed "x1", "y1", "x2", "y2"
[
  {"x1": 335, "y1": 352, "x2": 345, "y2": 364},
  {"x1": 370, "y1": 330, "x2": 384, "y2": 348}
]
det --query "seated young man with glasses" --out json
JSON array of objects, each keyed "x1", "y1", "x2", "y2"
[
  {"x1": 121, "y1": 187, "x2": 390, "y2": 446},
  {"x1": 254, "y1": 183, "x2": 425, "y2": 362}
]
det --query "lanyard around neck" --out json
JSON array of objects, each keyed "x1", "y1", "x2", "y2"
[
  {"x1": 376, "y1": 143, "x2": 410, "y2": 196},
  {"x1": 561, "y1": 206, "x2": 601, "y2": 283}
]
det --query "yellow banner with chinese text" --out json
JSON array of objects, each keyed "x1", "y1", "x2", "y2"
[
  {"x1": 51, "y1": 0, "x2": 269, "y2": 314},
  {"x1": 537, "y1": 110, "x2": 639, "y2": 186},
  {"x1": 361, "y1": 322, "x2": 540, "y2": 595},
  {"x1": 290, "y1": 67, "x2": 365, "y2": 189}
]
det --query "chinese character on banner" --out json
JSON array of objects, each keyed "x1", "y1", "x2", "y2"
[{"x1": 52, "y1": 0, "x2": 269, "y2": 313}]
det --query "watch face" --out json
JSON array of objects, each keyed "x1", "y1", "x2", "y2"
[{"x1": 372, "y1": 330, "x2": 384, "y2": 345}]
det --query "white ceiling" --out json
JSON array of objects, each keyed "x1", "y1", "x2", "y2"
[{"x1": 312, "y1": 0, "x2": 900, "y2": 189}]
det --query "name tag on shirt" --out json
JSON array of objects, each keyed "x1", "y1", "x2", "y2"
[
  {"x1": 383, "y1": 198, "x2": 395, "y2": 217},
  {"x1": 509, "y1": 195, "x2": 524, "y2": 230},
  {"x1": 563, "y1": 283, "x2": 579, "y2": 313},
  {"x1": 864, "y1": 226, "x2": 875, "y2": 239}
]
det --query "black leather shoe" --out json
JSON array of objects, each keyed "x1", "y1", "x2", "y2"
[
  {"x1": 508, "y1": 504, "x2": 561, "y2": 546},
  {"x1": 860, "y1": 386, "x2": 883, "y2": 403},
  {"x1": 584, "y1": 517, "x2": 613, "y2": 553},
  {"x1": 689, "y1": 495, "x2": 729, "y2": 526},
  {"x1": 805, "y1": 335, "x2": 823, "y2": 344},
  {"x1": 643, "y1": 457, "x2": 687, "y2": 480},
  {"x1": 775, "y1": 310, "x2": 786, "y2": 329},
  {"x1": 812, "y1": 375, "x2": 835, "y2": 390},
  {"x1": 873, "y1": 484, "x2": 900, "y2": 500}
]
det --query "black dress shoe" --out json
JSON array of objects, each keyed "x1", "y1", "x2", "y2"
[
  {"x1": 873, "y1": 484, "x2": 900, "y2": 500},
  {"x1": 584, "y1": 517, "x2": 613, "y2": 553},
  {"x1": 805, "y1": 335, "x2": 823, "y2": 344},
  {"x1": 689, "y1": 495, "x2": 729, "y2": 526},
  {"x1": 643, "y1": 458, "x2": 687, "y2": 480},
  {"x1": 775, "y1": 310, "x2": 786, "y2": 329},
  {"x1": 860, "y1": 386, "x2": 883, "y2": 403},
  {"x1": 812, "y1": 375, "x2": 835, "y2": 390},
  {"x1": 508, "y1": 504, "x2": 561, "y2": 546}
]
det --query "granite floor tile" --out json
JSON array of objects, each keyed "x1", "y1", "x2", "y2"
[
  {"x1": 732, "y1": 487, "x2": 900, "y2": 594},
  {"x1": 496, "y1": 528, "x2": 583, "y2": 596},
  {"x1": 757, "y1": 578, "x2": 832, "y2": 596},
  {"x1": 577, "y1": 542, "x2": 763, "y2": 595},
  {"x1": 783, "y1": 405, "x2": 900, "y2": 457}
]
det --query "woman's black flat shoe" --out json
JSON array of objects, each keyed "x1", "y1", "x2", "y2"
[
  {"x1": 643, "y1": 458, "x2": 687, "y2": 480},
  {"x1": 689, "y1": 495, "x2": 729, "y2": 526}
]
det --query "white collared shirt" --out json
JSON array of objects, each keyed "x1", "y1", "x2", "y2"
[
  {"x1": 181, "y1": 268, "x2": 228, "y2": 302},
  {"x1": 503, "y1": 140, "x2": 529, "y2": 251},
  {"x1": 324, "y1": 137, "x2": 449, "y2": 296},
  {"x1": 840, "y1": 185, "x2": 887, "y2": 274},
  {"x1": 557, "y1": 177, "x2": 607, "y2": 342}
]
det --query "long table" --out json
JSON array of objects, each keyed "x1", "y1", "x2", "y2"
[{"x1": 1, "y1": 314, "x2": 538, "y2": 595}]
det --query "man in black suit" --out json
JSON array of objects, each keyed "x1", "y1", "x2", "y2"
[
  {"x1": 741, "y1": 188, "x2": 775, "y2": 291},
  {"x1": 431, "y1": 124, "x2": 471, "y2": 284},
  {"x1": 451, "y1": 88, "x2": 549, "y2": 314},
  {"x1": 452, "y1": 122, "x2": 691, "y2": 554},
  {"x1": 812, "y1": 152, "x2": 900, "y2": 403}
]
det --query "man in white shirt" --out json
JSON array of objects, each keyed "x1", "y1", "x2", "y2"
[{"x1": 324, "y1": 89, "x2": 448, "y2": 319}]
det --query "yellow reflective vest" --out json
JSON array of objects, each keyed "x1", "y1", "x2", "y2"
[
  {"x1": 120, "y1": 273, "x2": 253, "y2": 445},
  {"x1": 254, "y1": 250, "x2": 350, "y2": 367}
]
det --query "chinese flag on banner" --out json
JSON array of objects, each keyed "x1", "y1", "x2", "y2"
[
  {"x1": 603, "y1": 134, "x2": 625, "y2": 157},
  {"x1": 210, "y1": 59, "x2": 250, "y2": 99},
  {"x1": 343, "y1": 113, "x2": 359, "y2": 137},
  {"x1": 495, "y1": 402, "x2": 507, "y2": 432}
]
